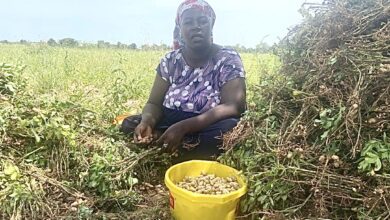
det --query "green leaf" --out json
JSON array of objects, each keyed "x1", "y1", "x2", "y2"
[
  {"x1": 9, "y1": 192, "x2": 18, "y2": 198},
  {"x1": 89, "y1": 181, "x2": 98, "y2": 188},
  {"x1": 329, "y1": 57, "x2": 337, "y2": 65},
  {"x1": 366, "y1": 152, "x2": 379, "y2": 159},
  {"x1": 321, "y1": 130, "x2": 329, "y2": 140},
  {"x1": 334, "y1": 106, "x2": 345, "y2": 126},
  {"x1": 292, "y1": 90, "x2": 304, "y2": 96},
  {"x1": 4, "y1": 165, "x2": 16, "y2": 175},
  {"x1": 361, "y1": 144, "x2": 374, "y2": 156},
  {"x1": 319, "y1": 110, "x2": 328, "y2": 118},
  {"x1": 128, "y1": 176, "x2": 138, "y2": 186},
  {"x1": 31, "y1": 129, "x2": 41, "y2": 143},
  {"x1": 258, "y1": 195, "x2": 267, "y2": 204},
  {"x1": 374, "y1": 158, "x2": 382, "y2": 171},
  {"x1": 10, "y1": 172, "x2": 19, "y2": 180},
  {"x1": 5, "y1": 83, "x2": 15, "y2": 92},
  {"x1": 323, "y1": 121, "x2": 332, "y2": 129},
  {"x1": 358, "y1": 162, "x2": 367, "y2": 171}
]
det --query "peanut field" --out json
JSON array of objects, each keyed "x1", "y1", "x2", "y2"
[
  {"x1": 2, "y1": 1, "x2": 389, "y2": 217},
  {"x1": 0, "y1": 43, "x2": 280, "y2": 219}
]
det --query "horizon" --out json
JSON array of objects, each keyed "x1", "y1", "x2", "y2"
[
  {"x1": 0, "y1": 38, "x2": 274, "y2": 49},
  {"x1": 0, "y1": 0, "x2": 320, "y2": 48}
]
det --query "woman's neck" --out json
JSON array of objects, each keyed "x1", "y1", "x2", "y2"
[{"x1": 182, "y1": 44, "x2": 216, "y2": 68}]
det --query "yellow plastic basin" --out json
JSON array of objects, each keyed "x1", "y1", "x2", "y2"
[{"x1": 164, "y1": 160, "x2": 247, "y2": 220}]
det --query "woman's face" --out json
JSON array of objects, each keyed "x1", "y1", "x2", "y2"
[{"x1": 180, "y1": 8, "x2": 212, "y2": 51}]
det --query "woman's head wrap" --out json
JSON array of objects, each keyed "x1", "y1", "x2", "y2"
[{"x1": 173, "y1": 0, "x2": 216, "y2": 50}]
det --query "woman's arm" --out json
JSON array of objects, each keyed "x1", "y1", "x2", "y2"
[
  {"x1": 157, "y1": 77, "x2": 246, "y2": 149},
  {"x1": 179, "y1": 77, "x2": 246, "y2": 132},
  {"x1": 134, "y1": 74, "x2": 169, "y2": 142},
  {"x1": 141, "y1": 75, "x2": 169, "y2": 127}
]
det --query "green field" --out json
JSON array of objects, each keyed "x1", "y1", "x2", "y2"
[
  {"x1": 0, "y1": 44, "x2": 280, "y2": 114},
  {"x1": 2, "y1": 0, "x2": 387, "y2": 218},
  {"x1": 0, "y1": 43, "x2": 280, "y2": 219}
]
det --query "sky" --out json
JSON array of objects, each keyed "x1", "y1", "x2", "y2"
[{"x1": 0, "y1": 0, "x2": 317, "y2": 48}]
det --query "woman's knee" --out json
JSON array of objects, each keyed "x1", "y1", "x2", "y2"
[
  {"x1": 200, "y1": 117, "x2": 239, "y2": 134},
  {"x1": 120, "y1": 115, "x2": 142, "y2": 134}
]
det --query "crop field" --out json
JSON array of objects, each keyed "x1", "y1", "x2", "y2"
[
  {"x1": 1, "y1": 1, "x2": 389, "y2": 218},
  {"x1": 0, "y1": 43, "x2": 280, "y2": 219},
  {"x1": 0, "y1": 44, "x2": 279, "y2": 113}
]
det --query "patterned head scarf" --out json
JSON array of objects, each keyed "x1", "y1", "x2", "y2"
[{"x1": 173, "y1": 0, "x2": 216, "y2": 50}]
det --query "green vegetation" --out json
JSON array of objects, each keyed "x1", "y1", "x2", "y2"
[
  {"x1": 2, "y1": 1, "x2": 388, "y2": 218},
  {"x1": 220, "y1": 0, "x2": 390, "y2": 218},
  {"x1": 0, "y1": 44, "x2": 280, "y2": 219}
]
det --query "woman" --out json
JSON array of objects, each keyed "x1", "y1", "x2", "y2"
[{"x1": 121, "y1": 0, "x2": 246, "y2": 162}]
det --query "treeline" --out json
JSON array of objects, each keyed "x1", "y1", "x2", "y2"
[
  {"x1": 0, "y1": 38, "x2": 273, "y2": 53},
  {"x1": 0, "y1": 38, "x2": 171, "y2": 50}
]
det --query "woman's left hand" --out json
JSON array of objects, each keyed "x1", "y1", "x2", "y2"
[{"x1": 157, "y1": 122, "x2": 188, "y2": 152}]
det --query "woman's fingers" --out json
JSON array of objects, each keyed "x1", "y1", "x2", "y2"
[
  {"x1": 134, "y1": 123, "x2": 154, "y2": 143},
  {"x1": 157, "y1": 129, "x2": 184, "y2": 153},
  {"x1": 133, "y1": 130, "x2": 141, "y2": 142},
  {"x1": 133, "y1": 125, "x2": 144, "y2": 142},
  {"x1": 157, "y1": 133, "x2": 172, "y2": 151},
  {"x1": 156, "y1": 133, "x2": 165, "y2": 146}
]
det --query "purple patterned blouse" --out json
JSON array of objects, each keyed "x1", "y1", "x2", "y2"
[{"x1": 156, "y1": 47, "x2": 245, "y2": 113}]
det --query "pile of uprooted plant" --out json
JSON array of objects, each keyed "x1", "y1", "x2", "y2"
[{"x1": 221, "y1": 0, "x2": 389, "y2": 218}]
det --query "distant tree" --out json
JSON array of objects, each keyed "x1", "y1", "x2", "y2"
[
  {"x1": 128, "y1": 43, "x2": 137, "y2": 50},
  {"x1": 97, "y1": 40, "x2": 113, "y2": 48},
  {"x1": 79, "y1": 42, "x2": 94, "y2": 48},
  {"x1": 151, "y1": 44, "x2": 159, "y2": 50},
  {"x1": 20, "y1": 40, "x2": 28, "y2": 44},
  {"x1": 226, "y1": 44, "x2": 260, "y2": 53},
  {"x1": 47, "y1": 38, "x2": 57, "y2": 46},
  {"x1": 160, "y1": 43, "x2": 170, "y2": 51},
  {"x1": 0, "y1": 40, "x2": 9, "y2": 44},
  {"x1": 97, "y1": 40, "x2": 105, "y2": 48},
  {"x1": 116, "y1": 42, "x2": 128, "y2": 49},
  {"x1": 255, "y1": 42, "x2": 271, "y2": 53},
  {"x1": 231, "y1": 44, "x2": 248, "y2": 53},
  {"x1": 59, "y1": 38, "x2": 78, "y2": 47},
  {"x1": 139, "y1": 43, "x2": 171, "y2": 51},
  {"x1": 141, "y1": 44, "x2": 150, "y2": 50}
]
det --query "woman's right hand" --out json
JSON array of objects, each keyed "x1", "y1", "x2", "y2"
[
  {"x1": 134, "y1": 122, "x2": 154, "y2": 144},
  {"x1": 133, "y1": 73, "x2": 169, "y2": 144}
]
